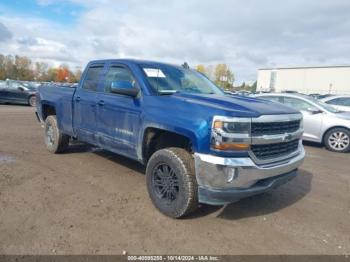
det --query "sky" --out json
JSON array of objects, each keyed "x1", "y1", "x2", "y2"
[{"x1": 0, "y1": 0, "x2": 350, "y2": 84}]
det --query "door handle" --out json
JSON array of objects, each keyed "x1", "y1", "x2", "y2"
[
  {"x1": 75, "y1": 96, "x2": 81, "y2": 102},
  {"x1": 97, "y1": 100, "x2": 105, "y2": 106}
]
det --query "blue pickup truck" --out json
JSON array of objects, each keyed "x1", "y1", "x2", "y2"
[{"x1": 36, "y1": 59, "x2": 305, "y2": 218}]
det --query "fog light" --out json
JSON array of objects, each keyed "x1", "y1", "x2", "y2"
[{"x1": 226, "y1": 168, "x2": 239, "y2": 183}]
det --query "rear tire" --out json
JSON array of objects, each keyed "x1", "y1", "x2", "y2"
[
  {"x1": 146, "y1": 148, "x2": 198, "y2": 218},
  {"x1": 44, "y1": 115, "x2": 70, "y2": 153},
  {"x1": 324, "y1": 127, "x2": 350, "y2": 153},
  {"x1": 28, "y1": 96, "x2": 36, "y2": 107}
]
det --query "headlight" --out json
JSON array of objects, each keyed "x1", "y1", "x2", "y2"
[{"x1": 211, "y1": 116, "x2": 251, "y2": 151}]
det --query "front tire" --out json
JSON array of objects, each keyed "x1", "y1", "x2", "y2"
[
  {"x1": 324, "y1": 127, "x2": 350, "y2": 153},
  {"x1": 44, "y1": 115, "x2": 70, "y2": 153},
  {"x1": 146, "y1": 148, "x2": 198, "y2": 218}
]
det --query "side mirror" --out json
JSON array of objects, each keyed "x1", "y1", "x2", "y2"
[
  {"x1": 17, "y1": 86, "x2": 25, "y2": 92},
  {"x1": 306, "y1": 107, "x2": 322, "y2": 114},
  {"x1": 110, "y1": 81, "x2": 139, "y2": 97}
]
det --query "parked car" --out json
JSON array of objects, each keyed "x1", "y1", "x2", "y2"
[
  {"x1": 309, "y1": 93, "x2": 333, "y2": 100},
  {"x1": 0, "y1": 80, "x2": 37, "y2": 106},
  {"x1": 255, "y1": 93, "x2": 350, "y2": 153},
  {"x1": 321, "y1": 95, "x2": 350, "y2": 112},
  {"x1": 36, "y1": 59, "x2": 305, "y2": 218}
]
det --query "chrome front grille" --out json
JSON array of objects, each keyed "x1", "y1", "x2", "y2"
[
  {"x1": 251, "y1": 139, "x2": 300, "y2": 160},
  {"x1": 249, "y1": 114, "x2": 303, "y2": 164},
  {"x1": 251, "y1": 120, "x2": 300, "y2": 136}
]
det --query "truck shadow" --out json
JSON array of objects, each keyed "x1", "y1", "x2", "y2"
[
  {"x1": 188, "y1": 170, "x2": 313, "y2": 220},
  {"x1": 0, "y1": 103, "x2": 31, "y2": 107},
  {"x1": 93, "y1": 150, "x2": 145, "y2": 173},
  {"x1": 66, "y1": 143, "x2": 312, "y2": 220},
  {"x1": 66, "y1": 142, "x2": 145, "y2": 173},
  {"x1": 302, "y1": 140, "x2": 323, "y2": 149}
]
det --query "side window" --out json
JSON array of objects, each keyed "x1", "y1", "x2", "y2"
[
  {"x1": 104, "y1": 66, "x2": 135, "y2": 93},
  {"x1": 283, "y1": 97, "x2": 316, "y2": 111},
  {"x1": 341, "y1": 98, "x2": 350, "y2": 106},
  {"x1": 327, "y1": 98, "x2": 350, "y2": 106},
  {"x1": 82, "y1": 66, "x2": 104, "y2": 91},
  {"x1": 8, "y1": 82, "x2": 19, "y2": 90}
]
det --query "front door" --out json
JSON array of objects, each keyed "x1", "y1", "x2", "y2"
[
  {"x1": 283, "y1": 97, "x2": 324, "y2": 142},
  {"x1": 96, "y1": 64, "x2": 142, "y2": 159}
]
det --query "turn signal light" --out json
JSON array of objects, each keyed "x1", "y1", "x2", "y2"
[
  {"x1": 213, "y1": 143, "x2": 250, "y2": 151},
  {"x1": 213, "y1": 120, "x2": 223, "y2": 129}
]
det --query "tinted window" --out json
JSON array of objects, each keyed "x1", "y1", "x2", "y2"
[
  {"x1": 327, "y1": 98, "x2": 350, "y2": 106},
  {"x1": 104, "y1": 66, "x2": 135, "y2": 93},
  {"x1": 8, "y1": 82, "x2": 22, "y2": 90},
  {"x1": 82, "y1": 66, "x2": 104, "y2": 91},
  {"x1": 283, "y1": 97, "x2": 317, "y2": 111}
]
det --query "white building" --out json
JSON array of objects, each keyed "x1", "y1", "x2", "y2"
[{"x1": 257, "y1": 66, "x2": 350, "y2": 95}]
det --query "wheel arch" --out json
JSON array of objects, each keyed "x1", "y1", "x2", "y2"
[
  {"x1": 141, "y1": 126, "x2": 197, "y2": 163},
  {"x1": 322, "y1": 125, "x2": 350, "y2": 144},
  {"x1": 41, "y1": 102, "x2": 57, "y2": 120}
]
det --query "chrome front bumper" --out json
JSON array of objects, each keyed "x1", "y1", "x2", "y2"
[{"x1": 194, "y1": 144, "x2": 305, "y2": 205}]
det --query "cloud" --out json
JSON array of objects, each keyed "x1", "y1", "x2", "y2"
[
  {"x1": 0, "y1": 22, "x2": 12, "y2": 42},
  {"x1": 1, "y1": 0, "x2": 350, "y2": 83}
]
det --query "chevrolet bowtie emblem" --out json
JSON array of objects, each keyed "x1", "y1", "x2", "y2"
[{"x1": 282, "y1": 133, "x2": 293, "y2": 142}]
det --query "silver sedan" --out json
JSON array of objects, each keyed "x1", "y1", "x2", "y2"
[
  {"x1": 255, "y1": 93, "x2": 350, "y2": 153},
  {"x1": 321, "y1": 95, "x2": 350, "y2": 112}
]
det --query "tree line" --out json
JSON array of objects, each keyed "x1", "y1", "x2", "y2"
[
  {"x1": 0, "y1": 54, "x2": 256, "y2": 91},
  {"x1": 196, "y1": 63, "x2": 257, "y2": 92},
  {"x1": 0, "y1": 54, "x2": 82, "y2": 83}
]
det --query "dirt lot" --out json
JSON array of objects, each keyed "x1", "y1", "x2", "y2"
[{"x1": 0, "y1": 105, "x2": 349, "y2": 255}]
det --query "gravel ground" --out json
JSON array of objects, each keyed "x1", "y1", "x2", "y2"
[{"x1": 0, "y1": 105, "x2": 349, "y2": 255}]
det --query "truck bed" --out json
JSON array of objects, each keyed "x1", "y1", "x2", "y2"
[{"x1": 37, "y1": 84, "x2": 76, "y2": 136}]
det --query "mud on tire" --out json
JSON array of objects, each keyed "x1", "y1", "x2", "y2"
[
  {"x1": 44, "y1": 115, "x2": 70, "y2": 153},
  {"x1": 146, "y1": 148, "x2": 198, "y2": 218}
]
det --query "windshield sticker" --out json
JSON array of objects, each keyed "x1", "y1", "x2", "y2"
[{"x1": 143, "y1": 68, "x2": 166, "y2": 78}]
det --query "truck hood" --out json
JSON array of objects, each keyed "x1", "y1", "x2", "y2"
[{"x1": 168, "y1": 93, "x2": 299, "y2": 117}]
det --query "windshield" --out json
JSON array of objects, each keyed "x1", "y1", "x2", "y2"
[{"x1": 140, "y1": 64, "x2": 223, "y2": 95}]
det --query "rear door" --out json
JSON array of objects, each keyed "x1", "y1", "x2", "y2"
[
  {"x1": 73, "y1": 64, "x2": 105, "y2": 144},
  {"x1": 95, "y1": 63, "x2": 142, "y2": 159}
]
